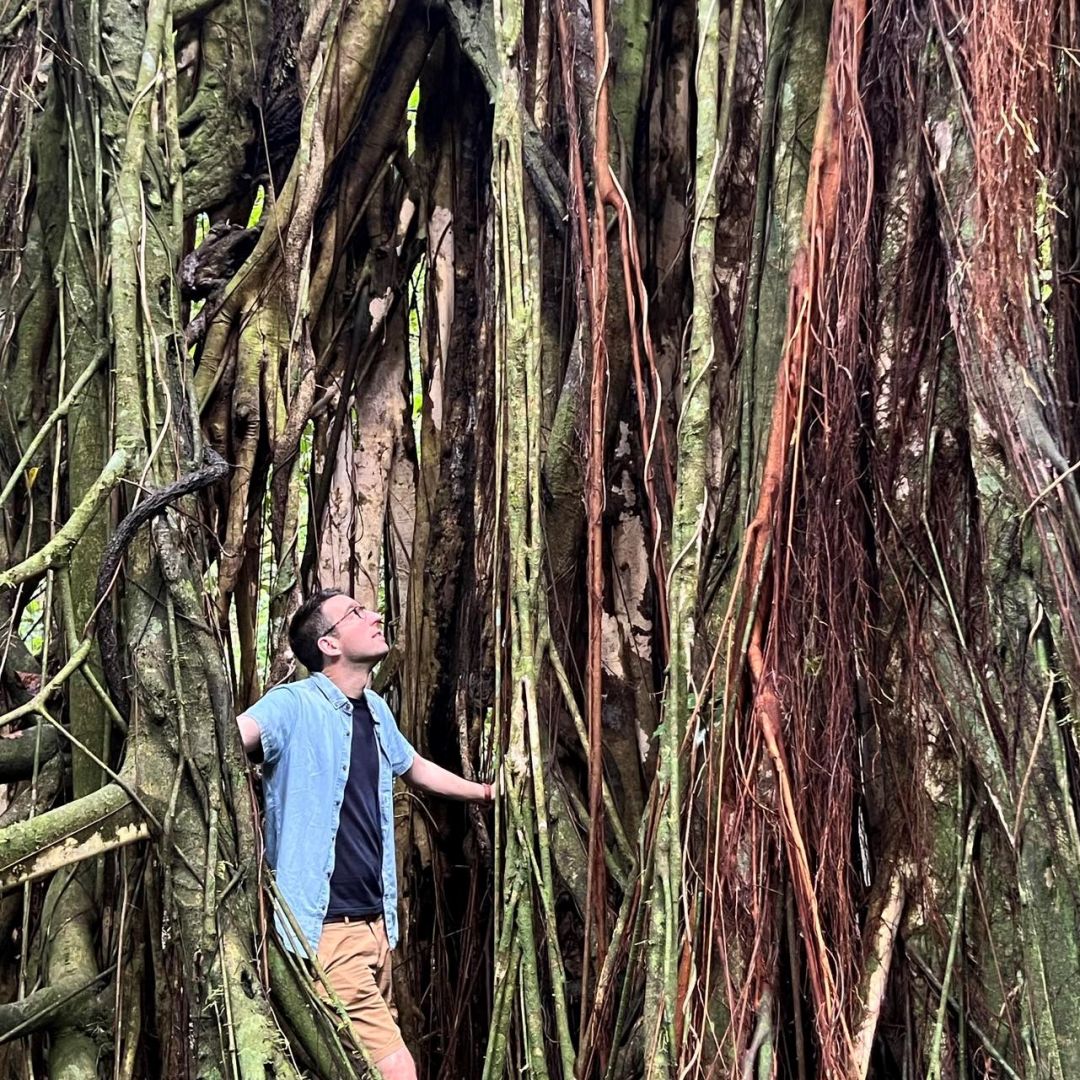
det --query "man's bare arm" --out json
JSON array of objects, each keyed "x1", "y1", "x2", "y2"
[
  {"x1": 403, "y1": 755, "x2": 492, "y2": 802},
  {"x1": 237, "y1": 713, "x2": 262, "y2": 756}
]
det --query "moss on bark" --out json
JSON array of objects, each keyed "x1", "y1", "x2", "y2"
[{"x1": 0, "y1": 782, "x2": 145, "y2": 891}]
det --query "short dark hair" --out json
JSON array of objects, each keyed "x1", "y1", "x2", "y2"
[{"x1": 288, "y1": 588, "x2": 345, "y2": 672}]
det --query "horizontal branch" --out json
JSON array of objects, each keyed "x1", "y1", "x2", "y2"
[
  {"x1": 0, "y1": 448, "x2": 128, "y2": 593},
  {"x1": 0, "y1": 637, "x2": 93, "y2": 730},
  {"x1": 0, "y1": 782, "x2": 147, "y2": 891},
  {"x1": 0, "y1": 0, "x2": 34, "y2": 40},
  {"x1": 0, "y1": 724, "x2": 61, "y2": 782},
  {"x1": 0, "y1": 971, "x2": 113, "y2": 1043}
]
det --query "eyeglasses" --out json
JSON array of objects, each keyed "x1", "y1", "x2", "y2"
[{"x1": 322, "y1": 605, "x2": 365, "y2": 638}]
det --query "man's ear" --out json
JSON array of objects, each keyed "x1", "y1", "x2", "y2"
[{"x1": 318, "y1": 635, "x2": 341, "y2": 660}]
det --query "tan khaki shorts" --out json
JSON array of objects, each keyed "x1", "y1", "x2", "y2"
[{"x1": 316, "y1": 916, "x2": 405, "y2": 1064}]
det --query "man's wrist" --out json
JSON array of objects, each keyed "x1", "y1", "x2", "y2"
[{"x1": 481, "y1": 781, "x2": 493, "y2": 803}]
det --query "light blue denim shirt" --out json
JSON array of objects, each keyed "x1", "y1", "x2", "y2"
[{"x1": 247, "y1": 671, "x2": 415, "y2": 953}]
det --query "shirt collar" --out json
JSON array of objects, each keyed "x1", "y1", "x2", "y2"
[
  {"x1": 308, "y1": 671, "x2": 380, "y2": 721},
  {"x1": 309, "y1": 671, "x2": 352, "y2": 711}
]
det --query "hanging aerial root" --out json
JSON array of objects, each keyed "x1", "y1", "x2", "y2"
[
  {"x1": 747, "y1": 655, "x2": 846, "y2": 1048},
  {"x1": 443, "y1": 0, "x2": 569, "y2": 225},
  {"x1": 580, "y1": 0, "x2": 618, "y2": 1035},
  {"x1": 724, "y1": 0, "x2": 868, "y2": 1068},
  {"x1": 965, "y1": 0, "x2": 1053, "y2": 351}
]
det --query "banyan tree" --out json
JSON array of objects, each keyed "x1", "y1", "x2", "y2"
[{"x1": 0, "y1": 0, "x2": 1078, "y2": 1075}]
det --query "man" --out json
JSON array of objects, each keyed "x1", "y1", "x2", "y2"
[{"x1": 237, "y1": 588, "x2": 492, "y2": 1080}]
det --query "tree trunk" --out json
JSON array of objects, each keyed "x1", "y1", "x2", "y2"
[{"x1": 1, "y1": 0, "x2": 1078, "y2": 1077}]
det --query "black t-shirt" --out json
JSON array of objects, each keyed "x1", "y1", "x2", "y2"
[{"x1": 326, "y1": 696, "x2": 384, "y2": 917}]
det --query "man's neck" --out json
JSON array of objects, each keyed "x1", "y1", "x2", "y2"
[{"x1": 321, "y1": 663, "x2": 372, "y2": 701}]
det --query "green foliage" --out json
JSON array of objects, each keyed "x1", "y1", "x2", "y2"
[
  {"x1": 409, "y1": 259, "x2": 426, "y2": 451},
  {"x1": 407, "y1": 82, "x2": 421, "y2": 157},
  {"x1": 17, "y1": 581, "x2": 47, "y2": 658},
  {"x1": 246, "y1": 185, "x2": 265, "y2": 229}
]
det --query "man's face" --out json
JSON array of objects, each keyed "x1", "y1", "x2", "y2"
[{"x1": 317, "y1": 594, "x2": 389, "y2": 666}]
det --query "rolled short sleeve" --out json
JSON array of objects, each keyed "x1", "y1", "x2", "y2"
[
  {"x1": 369, "y1": 692, "x2": 415, "y2": 776},
  {"x1": 388, "y1": 719, "x2": 416, "y2": 777},
  {"x1": 245, "y1": 686, "x2": 298, "y2": 766}
]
